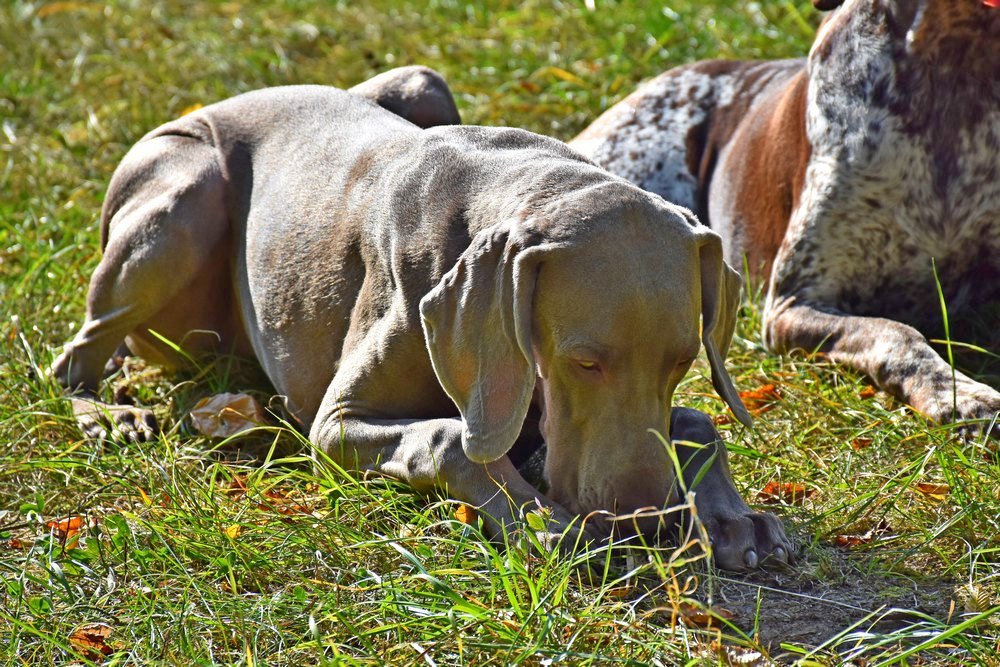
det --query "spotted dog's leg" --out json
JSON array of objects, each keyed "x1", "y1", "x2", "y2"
[{"x1": 764, "y1": 300, "x2": 1000, "y2": 433}]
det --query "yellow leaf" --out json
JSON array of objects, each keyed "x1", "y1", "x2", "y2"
[
  {"x1": 180, "y1": 103, "x2": 204, "y2": 116},
  {"x1": 534, "y1": 66, "x2": 586, "y2": 86},
  {"x1": 224, "y1": 524, "x2": 242, "y2": 539}
]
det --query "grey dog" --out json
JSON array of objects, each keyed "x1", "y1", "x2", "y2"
[{"x1": 52, "y1": 67, "x2": 791, "y2": 570}]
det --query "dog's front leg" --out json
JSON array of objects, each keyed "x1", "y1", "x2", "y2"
[
  {"x1": 309, "y1": 404, "x2": 594, "y2": 551},
  {"x1": 764, "y1": 300, "x2": 1000, "y2": 433},
  {"x1": 671, "y1": 408, "x2": 794, "y2": 570}
]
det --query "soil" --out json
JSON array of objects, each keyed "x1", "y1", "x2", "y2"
[{"x1": 696, "y1": 546, "x2": 961, "y2": 662}]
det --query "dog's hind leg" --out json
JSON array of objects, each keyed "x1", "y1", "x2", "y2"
[
  {"x1": 52, "y1": 129, "x2": 233, "y2": 441},
  {"x1": 349, "y1": 66, "x2": 460, "y2": 128}
]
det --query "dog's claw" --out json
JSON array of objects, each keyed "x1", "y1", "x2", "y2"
[{"x1": 744, "y1": 548, "x2": 758, "y2": 569}]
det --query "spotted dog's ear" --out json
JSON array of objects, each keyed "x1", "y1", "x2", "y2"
[
  {"x1": 420, "y1": 221, "x2": 546, "y2": 463},
  {"x1": 813, "y1": 0, "x2": 845, "y2": 9}
]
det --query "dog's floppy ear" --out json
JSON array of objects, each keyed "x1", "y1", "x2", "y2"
[
  {"x1": 697, "y1": 231, "x2": 753, "y2": 427},
  {"x1": 813, "y1": 0, "x2": 844, "y2": 10},
  {"x1": 420, "y1": 221, "x2": 544, "y2": 463}
]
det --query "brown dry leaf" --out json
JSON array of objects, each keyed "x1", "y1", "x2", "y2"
[
  {"x1": 190, "y1": 392, "x2": 266, "y2": 438},
  {"x1": 834, "y1": 533, "x2": 868, "y2": 548},
  {"x1": 257, "y1": 486, "x2": 313, "y2": 516},
  {"x1": 272, "y1": 502, "x2": 312, "y2": 516},
  {"x1": 46, "y1": 516, "x2": 86, "y2": 549},
  {"x1": 5, "y1": 538, "x2": 27, "y2": 550},
  {"x1": 852, "y1": 437, "x2": 874, "y2": 451},
  {"x1": 678, "y1": 602, "x2": 736, "y2": 628},
  {"x1": 858, "y1": 385, "x2": 877, "y2": 399},
  {"x1": 833, "y1": 519, "x2": 891, "y2": 548},
  {"x1": 603, "y1": 585, "x2": 635, "y2": 599},
  {"x1": 738, "y1": 383, "x2": 782, "y2": 415},
  {"x1": 454, "y1": 504, "x2": 477, "y2": 525},
  {"x1": 712, "y1": 413, "x2": 732, "y2": 426},
  {"x1": 915, "y1": 482, "x2": 951, "y2": 501},
  {"x1": 69, "y1": 623, "x2": 114, "y2": 661},
  {"x1": 757, "y1": 481, "x2": 816, "y2": 505},
  {"x1": 225, "y1": 475, "x2": 249, "y2": 496}
]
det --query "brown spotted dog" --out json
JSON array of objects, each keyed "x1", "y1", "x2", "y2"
[{"x1": 571, "y1": 0, "x2": 1000, "y2": 433}]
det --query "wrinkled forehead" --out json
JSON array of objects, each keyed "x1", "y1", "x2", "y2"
[{"x1": 531, "y1": 237, "x2": 702, "y2": 351}]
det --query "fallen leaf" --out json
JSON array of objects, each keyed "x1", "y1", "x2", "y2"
[
  {"x1": 69, "y1": 623, "x2": 114, "y2": 661},
  {"x1": 757, "y1": 481, "x2": 816, "y2": 505},
  {"x1": 738, "y1": 383, "x2": 782, "y2": 415},
  {"x1": 834, "y1": 533, "x2": 867, "y2": 548},
  {"x1": 915, "y1": 482, "x2": 951, "y2": 501},
  {"x1": 852, "y1": 436, "x2": 873, "y2": 451},
  {"x1": 225, "y1": 475, "x2": 249, "y2": 496},
  {"x1": 190, "y1": 392, "x2": 266, "y2": 438},
  {"x1": 5, "y1": 538, "x2": 26, "y2": 550},
  {"x1": 46, "y1": 516, "x2": 86, "y2": 549},
  {"x1": 712, "y1": 413, "x2": 732, "y2": 426},
  {"x1": 678, "y1": 602, "x2": 735, "y2": 628},
  {"x1": 454, "y1": 504, "x2": 477, "y2": 525},
  {"x1": 833, "y1": 519, "x2": 891, "y2": 548},
  {"x1": 269, "y1": 502, "x2": 313, "y2": 516},
  {"x1": 858, "y1": 386, "x2": 877, "y2": 399},
  {"x1": 223, "y1": 524, "x2": 242, "y2": 539},
  {"x1": 603, "y1": 585, "x2": 635, "y2": 599},
  {"x1": 180, "y1": 102, "x2": 204, "y2": 116}
]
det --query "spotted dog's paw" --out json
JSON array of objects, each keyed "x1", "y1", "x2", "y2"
[{"x1": 913, "y1": 374, "x2": 1000, "y2": 437}]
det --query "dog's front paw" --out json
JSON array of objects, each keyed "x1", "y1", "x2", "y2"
[
  {"x1": 71, "y1": 396, "x2": 159, "y2": 443},
  {"x1": 699, "y1": 503, "x2": 794, "y2": 571},
  {"x1": 912, "y1": 375, "x2": 1000, "y2": 436}
]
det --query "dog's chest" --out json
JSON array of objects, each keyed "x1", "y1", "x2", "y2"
[
  {"x1": 819, "y1": 113, "x2": 1000, "y2": 250},
  {"x1": 793, "y1": 39, "x2": 1000, "y2": 314}
]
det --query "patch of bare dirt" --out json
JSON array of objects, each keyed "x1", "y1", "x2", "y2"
[{"x1": 699, "y1": 546, "x2": 959, "y2": 660}]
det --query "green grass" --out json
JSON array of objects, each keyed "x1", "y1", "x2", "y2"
[{"x1": 1, "y1": 0, "x2": 998, "y2": 664}]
